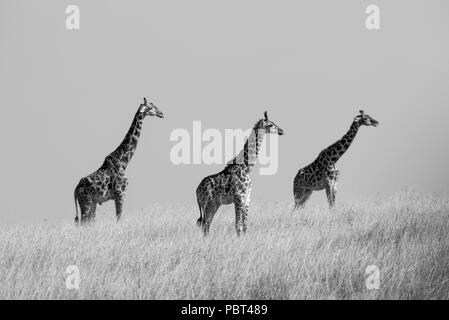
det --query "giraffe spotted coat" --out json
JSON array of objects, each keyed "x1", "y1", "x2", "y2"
[
  {"x1": 74, "y1": 98, "x2": 163, "y2": 224},
  {"x1": 196, "y1": 111, "x2": 284, "y2": 236},
  {"x1": 293, "y1": 110, "x2": 379, "y2": 209}
]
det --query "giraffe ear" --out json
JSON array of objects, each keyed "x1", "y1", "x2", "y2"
[
  {"x1": 264, "y1": 111, "x2": 268, "y2": 121},
  {"x1": 143, "y1": 97, "x2": 148, "y2": 106},
  {"x1": 359, "y1": 110, "x2": 365, "y2": 116}
]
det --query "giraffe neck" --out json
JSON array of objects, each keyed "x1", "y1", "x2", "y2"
[
  {"x1": 321, "y1": 120, "x2": 361, "y2": 165},
  {"x1": 229, "y1": 125, "x2": 265, "y2": 174},
  {"x1": 106, "y1": 111, "x2": 145, "y2": 171}
]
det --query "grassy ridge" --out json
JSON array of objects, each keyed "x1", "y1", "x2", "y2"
[{"x1": 0, "y1": 191, "x2": 448, "y2": 299}]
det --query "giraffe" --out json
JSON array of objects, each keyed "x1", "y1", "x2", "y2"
[
  {"x1": 74, "y1": 97, "x2": 164, "y2": 224},
  {"x1": 293, "y1": 110, "x2": 379, "y2": 209},
  {"x1": 196, "y1": 111, "x2": 284, "y2": 236}
]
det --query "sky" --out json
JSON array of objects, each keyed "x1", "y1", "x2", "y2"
[{"x1": 0, "y1": 0, "x2": 448, "y2": 224}]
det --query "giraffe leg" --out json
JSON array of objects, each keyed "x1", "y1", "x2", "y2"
[
  {"x1": 242, "y1": 208, "x2": 248, "y2": 234},
  {"x1": 80, "y1": 200, "x2": 95, "y2": 224},
  {"x1": 88, "y1": 203, "x2": 97, "y2": 222},
  {"x1": 326, "y1": 182, "x2": 337, "y2": 208},
  {"x1": 202, "y1": 201, "x2": 219, "y2": 236},
  {"x1": 237, "y1": 205, "x2": 249, "y2": 235},
  {"x1": 234, "y1": 204, "x2": 247, "y2": 236},
  {"x1": 113, "y1": 177, "x2": 127, "y2": 221},
  {"x1": 196, "y1": 193, "x2": 206, "y2": 228},
  {"x1": 294, "y1": 187, "x2": 313, "y2": 209},
  {"x1": 114, "y1": 196, "x2": 124, "y2": 221},
  {"x1": 234, "y1": 194, "x2": 250, "y2": 236},
  {"x1": 80, "y1": 201, "x2": 97, "y2": 224}
]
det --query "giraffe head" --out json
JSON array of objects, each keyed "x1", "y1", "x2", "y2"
[
  {"x1": 354, "y1": 110, "x2": 379, "y2": 127},
  {"x1": 255, "y1": 111, "x2": 285, "y2": 135},
  {"x1": 139, "y1": 97, "x2": 164, "y2": 118}
]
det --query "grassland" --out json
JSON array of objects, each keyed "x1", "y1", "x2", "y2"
[{"x1": 0, "y1": 190, "x2": 448, "y2": 299}]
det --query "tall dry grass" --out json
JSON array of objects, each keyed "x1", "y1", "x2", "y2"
[{"x1": 0, "y1": 190, "x2": 448, "y2": 299}]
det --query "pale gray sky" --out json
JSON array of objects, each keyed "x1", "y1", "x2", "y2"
[{"x1": 1, "y1": 0, "x2": 448, "y2": 224}]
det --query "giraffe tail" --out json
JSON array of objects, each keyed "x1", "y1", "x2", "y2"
[
  {"x1": 196, "y1": 197, "x2": 203, "y2": 227},
  {"x1": 74, "y1": 190, "x2": 79, "y2": 224}
]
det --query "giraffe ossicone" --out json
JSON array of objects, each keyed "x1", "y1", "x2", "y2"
[
  {"x1": 293, "y1": 109, "x2": 379, "y2": 209},
  {"x1": 196, "y1": 111, "x2": 285, "y2": 236},
  {"x1": 74, "y1": 97, "x2": 164, "y2": 224}
]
